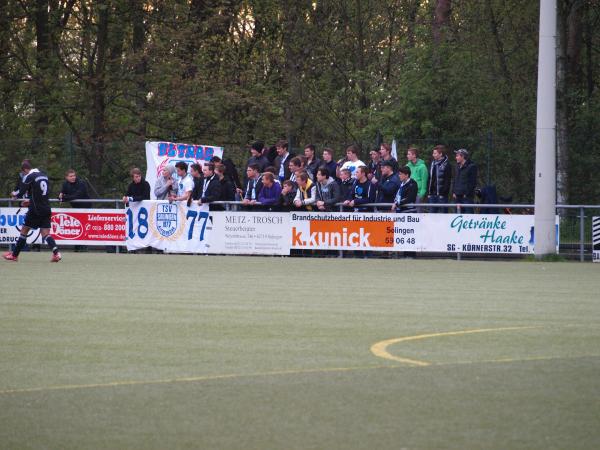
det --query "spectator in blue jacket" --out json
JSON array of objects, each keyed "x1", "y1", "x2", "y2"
[{"x1": 376, "y1": 161, "x2": 401, "y2": 204}]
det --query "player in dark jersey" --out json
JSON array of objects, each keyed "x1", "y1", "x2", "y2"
[{"x1": 4, "y1": 161, "x2": 62, "y2": 262}]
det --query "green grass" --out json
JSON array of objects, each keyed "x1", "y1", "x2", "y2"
[{"x1": 1, "y1": 253, "x2": 599, "y2": 449}]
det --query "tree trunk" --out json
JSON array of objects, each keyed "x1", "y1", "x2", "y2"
[
  {"x1": 432, "y1": 0, "x2": 451, "y2": 46},
  {"x1": 33, "y1": 0, "x2": 51, "y2": 136},
  {"x1": 556, "y1": 0, "x2": 583, "y2": 205},
  {"x1": 355, "y1": 0, "x2": 369, "y2": 111},
  {"x1": 132, "y1": 0, "x2": 147, "y2": 137},
  {"x1": 87, "y1": 3, "x2": 110, "y2": 192}
]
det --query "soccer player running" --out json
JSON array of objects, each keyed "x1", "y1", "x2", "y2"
[{"x1": 4, "y1": 161, "x2": 61, "y2": 262}]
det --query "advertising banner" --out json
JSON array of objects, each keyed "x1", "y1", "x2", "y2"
[
  {"x1": 290, "y1": 212, "x2": 556, "y2": 254},
  {"x1": 210, "y1": 211, "x2": 290, "y2": 255},
  {"x1": 126, "y1": 201, "x2": 290, "y2": 255},
  {"x1": 0, "y1": 207, "x2": 125, "y2": 245},
  {"x1": 593, "y1": 216, "x2": 600, "y2": 262},
  {"x1": 126, "y1": 201, "x2": 212, "y2": 253},
  {"x1": 145, "y1": 141, "x2": 224, "y2": 199}
]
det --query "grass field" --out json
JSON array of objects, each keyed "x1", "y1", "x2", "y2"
[{"x1": 1, "y1": 253, "x2": 599, "y2": 449}]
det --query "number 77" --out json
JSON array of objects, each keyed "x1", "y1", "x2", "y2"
[{"x1": 186, "y1": 210, "x2": 210, "y2": 241}]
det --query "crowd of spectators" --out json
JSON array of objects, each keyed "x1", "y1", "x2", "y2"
[{"x1": 120, "y1": 140, "x2": 479, "y2": 214}]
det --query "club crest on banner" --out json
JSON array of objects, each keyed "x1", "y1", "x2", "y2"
[{"x1": 149, "y1": 202, "x2": 185, "y2": 241}]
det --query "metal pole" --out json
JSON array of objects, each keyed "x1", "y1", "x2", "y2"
[
  {"x1": 116, "y1": 200, "x2": 120, "y2": 254},
  {"x1": 580, "y1": 206, "x2": 585, "y2": 262},
  {"x1": 339, "y1": 203, "x2": 344, "y2": 258},
  {"x1": 534, "y1": 0, "x2": 557, "y2": 258},
  {"x1": 486, "y1": 131, "x2": 492, "y2": 186},
  {"x1": 456, "y1": 204, "x2": 462, "y2": 261}
]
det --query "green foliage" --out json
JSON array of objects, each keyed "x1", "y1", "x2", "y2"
[{"x1": 0, "y1": 0, "x2": 598, "y2": 201}]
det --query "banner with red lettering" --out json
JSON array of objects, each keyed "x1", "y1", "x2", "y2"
[{"x1": 0, "y1": 207, "x2": 126, "y2": 245}]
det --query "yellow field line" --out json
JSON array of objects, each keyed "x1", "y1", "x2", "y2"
[
  {"x1": 0, "y1": 364, "x2": 396, "y2": 396},
  {"x1": 370, "y1": 326, "x2": 541, "y2": 366},
  {"x1": 0, "y1": 352, "x2": 598, "y2": 397}
]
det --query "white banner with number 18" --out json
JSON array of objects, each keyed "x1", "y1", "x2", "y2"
[{"x1": 126, "y1": 201, "x2": 213, "y2": 253}]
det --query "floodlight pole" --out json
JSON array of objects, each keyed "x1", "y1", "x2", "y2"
[{"x1": 534, "y1": 0, "x2": 557, "y2": 258}]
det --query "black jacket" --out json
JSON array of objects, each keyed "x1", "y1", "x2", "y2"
[
  {"x1": 306, "y1": 158, "x2": 322, "y2": 178},
  {"x1": 338, "y1": 178, "x2": 354, "y2": 201},
  {"x1": 191, "y1": 175, "x2": 204, "y2": 201},
  {"x1": 60, "y1": 177, "x2": 91, "y2": 208},
  {"x1": 394, "y1": 178, "x2": 418, "y2": 212},
  {"x1": 222, "y1": 158, "x2": 241, "y2": 189},
  {"x1": 247, "y1": 155, "x2": 270, "y2": 172},
  {"x1": 243, "y1": 177, "x2": 263, "y2": 201},
  {"x1": 453, "y1": 159, "x2": 477, "y2": 198},
  {"x1": 199, "y1": 175, "x2": 222, "y2": 203},
  {"x1": 219, "y1": 177, "x2": 236, "y2": 201},
  {"x1": 274, "y1": 152, "x2": 296, "y2": 181},
  {"x1": 428, "y1": 155, "x2": 452, "y2": 197},
  {"x1": 126, "y1": 179, "x2": 151, "y2": 202},
  {"x1": 348, "y1": 178, "x2": 377, "y2": 211}
]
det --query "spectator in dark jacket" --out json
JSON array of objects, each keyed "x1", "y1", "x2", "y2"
[
  {"x1": 452, "y1": 148, "x2": 478, "y2": 213},
  {"x1": 322, "y1": 148, "x2": 338, "y2": 181},
  {"x1": 392, "y1": 166, "x2": 418, "y2": 213},
  {"x1": 211, "y1": 155, "x2": 241, "y2": 191},
  {"x1": 123, "y1": 168, "x2": 150, "y2": 205},
  {"x1": 315, "y1": 167, "x2": 341, "y2": 211},
  {"x1": 338, "y1": 168, "x2": 354, "y2": 208},
  {"x1": 377, "y1": 161, "x2": 401, "y2": 203},
  {"x1": 428, "y1": 145, "x2": 452, "y2": 213},
  {"x1": 12, "y1": 159, "x2": 31, "y2": 198},
  {"x1": 59, "y1": 169, "x2": 91, "y2": 208},
  {"x1": 263, "y1": 144, "x2": 278, "y2": 165},
  {"x1": 379, "y1": 143, "x2": 399, "y2": 173},
  {"x1": 304, "y1": 144, "x2": 322, "y2": 179},
  {"x1": 279, "y1": 180, "x2": 296, "y2": 211},
  {"x1": 274, "y1": 140, "x2": 296, "y2": 182},
  {"x1": 215, "y1": 163, "x2": 236, "y2": 202},
  {"x1": 190, "y1": 163, "x2": 204, "y2": 202},
  {"x1": 246, "y1": 141, "x2": 269, "y2": 173},
  {"x1": 343, "y1": 166, "x2": 376, "y2": 212},
  {"x1": 240, "y1": 163, "x2": 263, "y2": 204},
  {"x1": 197, "y1": 163, "x2": 221, "y2": 205},
  {"x1": 368, "y1": 149, "x2": 382, "y2": 182}
]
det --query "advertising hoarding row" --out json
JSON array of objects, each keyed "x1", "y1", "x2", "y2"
[{"x1": 0, "y1": 202, "x2": 565, "y2": 256}]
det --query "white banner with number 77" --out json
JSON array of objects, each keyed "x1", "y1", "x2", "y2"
[{"x1": 126, "y1": 200, "x2": 213, "y2": 253}]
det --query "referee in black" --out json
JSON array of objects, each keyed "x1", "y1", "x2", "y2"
[{"x1": 4, "y1": 161, "x2": 62, "y2": 262}]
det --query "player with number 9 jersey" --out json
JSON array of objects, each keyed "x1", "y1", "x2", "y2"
[
  {"x1": 19, "y1": 168, "x2": 53, "y2": 229},
  {"x1": 4, "y1": 161, "x2": 61, "y2": 263}
]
